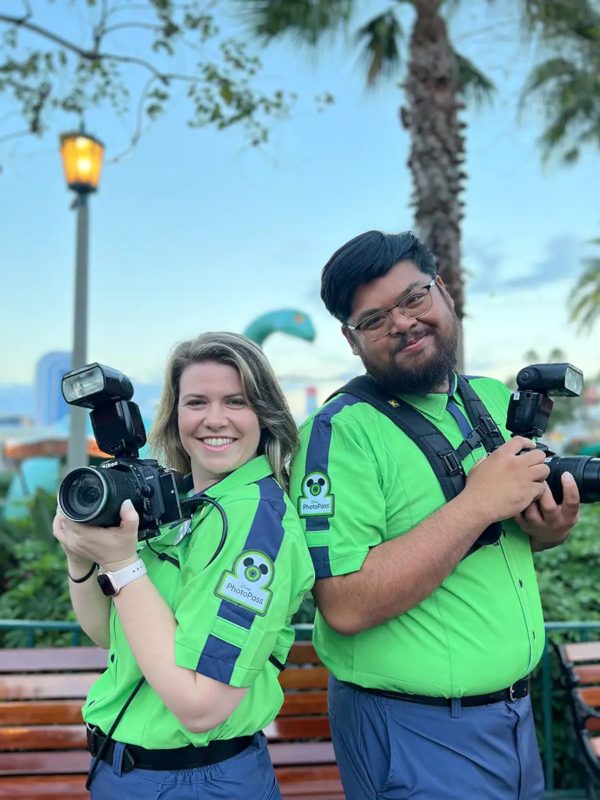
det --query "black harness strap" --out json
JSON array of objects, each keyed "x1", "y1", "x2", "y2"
[
  {"x1": 338, "y1": 377, "x2": 466, "y2": 502},
  {"x1": 331, "y1": 375, "x2": 505, "y2": 555}
]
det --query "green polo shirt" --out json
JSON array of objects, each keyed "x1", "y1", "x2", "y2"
[
  {"x1": 290, "y1": 375, "x2": 545, "y2": 697},
  {"x1": 83, "y1": 456, "x2": 315, "y2": 748}
]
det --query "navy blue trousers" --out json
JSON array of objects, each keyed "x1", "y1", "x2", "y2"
[
  {"x1": 329, "y1": 676, "x2": 544, "y2": 800},
  {"x1": 89, "y1": 731, "x2": 282, "y2": 799}
]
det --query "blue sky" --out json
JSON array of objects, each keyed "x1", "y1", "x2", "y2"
[{"x1": 1, "y1": 1, "x2": 598, "y2": 418}]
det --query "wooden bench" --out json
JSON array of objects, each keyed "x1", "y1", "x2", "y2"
[
  {"x1": 557, "y1": 640, "x2": 600, "y2": 788},
  {"x1": 0, "y1": 642, "x2": 343, "y2": 799}
]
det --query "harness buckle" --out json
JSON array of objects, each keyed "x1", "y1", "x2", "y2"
[
  {"x1": 479, "y1": 416, "x2": 500, "y2": 437},
  {"x1": 440, "y1": 451, "x2": 464, "y2": 476}
]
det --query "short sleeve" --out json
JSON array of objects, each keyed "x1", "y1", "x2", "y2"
[
  {"x1": 174, "y1": 493, "x2": 313, "y2": 688},
  {"x1": 290, "y1": 402, "x2": 387, "y2": 579}
]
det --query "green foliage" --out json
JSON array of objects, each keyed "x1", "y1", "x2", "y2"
[
  {"x1": 452, "y1": 49, "x2": 495, "y2": 107},
  {"x1": 569, "y1": 239, "x2": 600, "y2": 334},
  {"x1": 236, "y1": 0, "x2": 354, "y2": 46},
  {"x1": 521, "y1": 0, "x2": 600, "y2": 163},
  {"x1": 535, "y1": 504, "x2": 600, "y2": 623},
  {"x1": 0, "y1": 1, "x2": 291, "y2": 160},
  {"x1": 354, "y1": 10, "x2": 403, "y2": 87},
  {"x1": 0, "y1": 490, "x2": 85, "y2": 647},
  {"x1": 532, "y1": 503, "x2": 600, "y2": 789}
]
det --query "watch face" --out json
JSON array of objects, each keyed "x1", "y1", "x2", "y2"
[{"x1": 97, "y1": 573, "x2": 116, "y2": 596}]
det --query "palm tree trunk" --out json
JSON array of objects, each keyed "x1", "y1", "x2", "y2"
[{"x1": 402, "y1": 0, "x2": 466, "y2": 369}]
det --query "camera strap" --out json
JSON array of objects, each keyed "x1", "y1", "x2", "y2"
[{"x1": 330, "y1": 375, "x2": 505, "y2": 556}]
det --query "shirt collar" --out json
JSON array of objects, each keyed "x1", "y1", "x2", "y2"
[
  {"x1": 172, "y1": 456, "x2": 273, "y2": 545},
  {"x1": 188, "y1": 454, "x2": 274, "y2": 499},
  {"x1": 396, "y1": 372, "x2": 458, "y2": 422}
]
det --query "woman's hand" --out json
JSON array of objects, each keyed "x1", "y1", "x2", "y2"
[{"x1": 53, "y1": 499, "x2": 140, "y2": 572}]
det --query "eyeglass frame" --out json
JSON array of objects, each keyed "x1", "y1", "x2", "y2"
[{"x1": 344, "y1": 276, "x2": 439, "y2": 342}]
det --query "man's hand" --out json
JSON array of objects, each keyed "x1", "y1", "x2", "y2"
[
  {"x1": 515, "y1": 472, "x2": 580, "y2": 551},
  {"x1": 464, "y1": 437, "x2": 550, "y2": 526}
]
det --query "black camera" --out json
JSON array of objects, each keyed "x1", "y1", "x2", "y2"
[
  {"x1": 58, "y1": 363, "x2": 185, "y2": 538},
  {"x1": 506, "y1": 363, "x2": 600, "y2": 504}
]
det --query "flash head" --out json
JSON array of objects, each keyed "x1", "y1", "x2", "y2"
[
  {"x1": 62, "y1": 363, "x2": 134, "y2": 409},
  {"x1": 515, "y1": 363, "x2": 583, "y2": 397}
]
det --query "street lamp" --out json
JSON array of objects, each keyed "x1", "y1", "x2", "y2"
[{"x1": 59, "y1": 130, "x2": 104, "y2": 472}]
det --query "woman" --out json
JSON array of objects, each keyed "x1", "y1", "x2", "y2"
[{"x1": 53, "y1": 332, "x2": 315, "y2": 799}]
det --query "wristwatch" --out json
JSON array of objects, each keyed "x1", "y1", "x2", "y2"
[{"x1": 97, "y1": 559, "x2": 147, "y2": 597}]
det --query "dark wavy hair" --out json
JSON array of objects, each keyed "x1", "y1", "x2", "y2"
[{"x1": 321, "y1": 230, "x2": 438, "y2": 322}]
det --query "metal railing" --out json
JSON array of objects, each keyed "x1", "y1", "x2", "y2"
[
  {"x1": 1, "y1": 617, "x2": 597, "y2": 798},
  {"x1": 0, "y1": 619, "x2": 83, "y2": 646}
]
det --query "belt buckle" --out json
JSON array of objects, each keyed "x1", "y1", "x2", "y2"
[{"x1": 508, "y1": 684, "x2": 517, "y2": 702}]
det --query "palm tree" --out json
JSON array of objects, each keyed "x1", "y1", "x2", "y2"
[
  {"x1": 521, "y1": 1, "x2": 600, "y2": 332},
  {"x1": 521, "y1": 0, "x2": 600, "y2": 163},
  {"x1": 239, "y1": 0, "x2": 599, "y2": 362},
  {"x1": 569, "y1": 240, "x2": 600, "y2": 333},
  {"x1": 238, "y1": 0, "x2": 494, "y2": 368}
]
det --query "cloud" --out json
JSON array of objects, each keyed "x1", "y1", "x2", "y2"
[{"x1": 467, "y1": 235, "x2": 581, "y2": 294}]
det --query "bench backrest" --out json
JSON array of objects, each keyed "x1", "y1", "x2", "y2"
[{"x1": 0, "y1": 642, "x2": 336, "y2": 776}]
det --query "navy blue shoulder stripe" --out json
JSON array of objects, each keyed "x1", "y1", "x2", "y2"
[
  {"x1": 213, "y1": 477, "x2": 285, "y2": 636},
  {"x1": 303, "y1": 393, "x2": 360, "y2": 533}
]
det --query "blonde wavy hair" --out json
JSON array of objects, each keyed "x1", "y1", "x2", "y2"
[{"x1": 148, "y1": 332, "x2": 298, "y2": 490}]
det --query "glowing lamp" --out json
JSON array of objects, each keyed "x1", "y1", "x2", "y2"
[{"x1": 59, "y1": 132, "x2": 104, "y2": 193}]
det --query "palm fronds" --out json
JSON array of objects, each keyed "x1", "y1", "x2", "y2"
[
  {"x1": 355, "y1": 9, "x2": 403, "y2": 87},
  {"x1": 569, "y1": 239, "x2": 600, "y2": 333},
  {"x1": 235, "y1": 0, "x2": 355, "y2": 45},
  {"x1": 452, "y1": 50, "x2": 495, "y2": 106}
]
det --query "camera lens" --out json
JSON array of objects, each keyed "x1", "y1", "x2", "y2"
[
  {"x1": 66, "y1": 472, "x2": 105, "y2": 518},
  {"x1": 546, "y1": 456, "x2": 600, "y2": 504},
  {"x1": 59, "y1": 467, "x2": 108, "y2": 522},
  {"x1": 58, "y1": 465, "x2": 138, "y2": 526}
]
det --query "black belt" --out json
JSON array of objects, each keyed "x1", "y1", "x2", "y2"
[
  {"x1": 86, "y1": 724, "x2": 257, "y2": 773},
  {"x1": 345, "y1": 676, "x2": 530, "y2": 708}
]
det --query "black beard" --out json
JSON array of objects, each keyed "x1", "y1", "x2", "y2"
[{"x1": 364, "y1": 320, "x2": 459, "y2": 396}]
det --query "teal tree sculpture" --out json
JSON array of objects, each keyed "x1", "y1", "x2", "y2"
[{"x1": 243, "y1": 309, "x2": 316, "y2": 346}]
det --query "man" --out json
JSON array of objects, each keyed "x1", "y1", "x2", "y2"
[{"x1": 289, "y1": 230, "x2": 580, "y2": 800}]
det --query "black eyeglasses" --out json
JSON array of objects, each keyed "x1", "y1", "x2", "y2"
[{"x1": 346, "y1": 277, "x2": 438, "y2": 342}]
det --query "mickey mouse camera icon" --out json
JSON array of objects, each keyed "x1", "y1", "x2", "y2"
[
  {"x1": 307, "y1": 476, "x2": 326, "y2": 496},
  {"x1": 242, "y1": 556, "x2": 269, "y2": 582},
  {"x1": 298, "y1": 471, "x2": 335, "y2": 518}
]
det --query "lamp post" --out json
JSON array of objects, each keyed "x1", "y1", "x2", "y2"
[{"x1": 59, "y1": 131, "x2": 104, "y2": 472}]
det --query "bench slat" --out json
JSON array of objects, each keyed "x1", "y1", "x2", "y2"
[
  {"x1": 579, "y1": 687, "x2": 600, "y2": 707},
  {"x1": 573, "y1": 665, "x2": 600, "y2": 685},
  {"x1": 0, "y1": 701, "x2": 84, "y2": 725},
  {"x1": 279, "y1": 667, "x2": 329, "y2": 690},
  {"x1": 0, "y1": 726, "x2": 86, "y2": 751},
  {"x1": 0, "y1": 675, "x2": 99, "y2": 701},
  {"x1": 286, "y1": 643, "x2": 320, "y2": 665},
  {"x1": 265, "y1": 716, "x2": 331, "y2": 740},
  {"x1": 0, "y1": 775, "x2": 88, "y2": 799},
  {"x1": 0, "y1": 750, "x2": 90, "y2": 776},
  {"x1": 276, "y1": 765, "x2": 343, "y2": 799},
  {"x1": 279, "y1": 693, "x2": 328, "y2": 716},
  {"x1": 269, "y1": 742, "x2": 336, "y2": 767},
  {"x1": 0, "y1": 649, "x2": 106, "y2": 674},
  {"x1": 563, "y1": 642, "x2": 600, "y2": 664}
]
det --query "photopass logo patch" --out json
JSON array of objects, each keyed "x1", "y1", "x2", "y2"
[
  {"x1": 298, "y1": 471, "x2": 335, "y2": 518},
  {"x1": 215, "y1": 551, "x2": 274, "y2": 615}
]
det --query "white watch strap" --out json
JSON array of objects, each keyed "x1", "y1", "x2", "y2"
[{"x1": 102, "y1": 558, "x2": 147, "y2": 593}]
